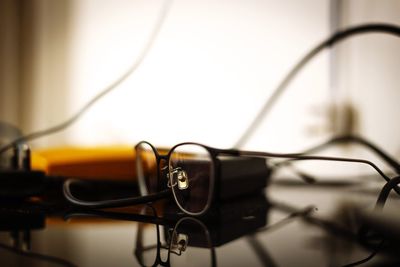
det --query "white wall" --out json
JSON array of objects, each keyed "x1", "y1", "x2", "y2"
[
  {"x1": 4, "y1": 0, "x2": 399, "y2": 159},
  {"x1": 335, "y1": 0, "x2": 400, "y2": 160},
  {"x1": 0, "y1": 0, "x2": 72, "y2": 148},
  {"x1": 0, "y1": 0, "x2": 19, "y2": 126},
  {"x1": 65, "y1": 0, "x2": 330, "y2": 151}
]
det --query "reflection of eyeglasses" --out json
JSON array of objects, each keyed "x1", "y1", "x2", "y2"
[
  {"x1": 63, "y1": 206, "x2": 216, "y2": 267},
  {"x1": 63, "y1": 141, "x2": 395, "y2": 216},
  {"x1": 135, "y1": 216, "x2": 216, "y2": 267}
]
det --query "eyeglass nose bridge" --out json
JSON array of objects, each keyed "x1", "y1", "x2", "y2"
[{"x1": 166, "y1": 167, "x2": 189, "y2": 190}]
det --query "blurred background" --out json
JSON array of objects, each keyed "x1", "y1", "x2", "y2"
[{"x1": 0, "y1": 0, "x2": 399, "y2": 157}]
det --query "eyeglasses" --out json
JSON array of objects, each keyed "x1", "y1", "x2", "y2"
[
  {"x1": 63, "y1": 141, "x2": 396, "y2": 216},
  {"x1": 135, "y1": 141, "x2": 398, "y2": 215}
]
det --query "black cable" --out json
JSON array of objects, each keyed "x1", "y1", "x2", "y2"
[
  {"x1": 63, "y1": 179, "x2": 172, "y2": 209},
  {"x1": 256, "y1": 205, "x2": 316, "y2": 233},
  {"x1": 0, "y1": 0, "x2": 172, "y2": 156},
  {"x1": 270, "y1": 201, "x2": 384, "y2": 265},
  {"x1": 354, "y1": 177, "x2": 400, "y2": 253},
  {"x1": 234, "y1": 23, "x2": 400, "y2": 148},
  {"x1": 340, "y1": 241, "x2": 383, "y2": 267}
]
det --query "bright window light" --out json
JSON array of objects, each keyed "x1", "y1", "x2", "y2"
[{"x1": 67, "y1": 0, "x2": 330, "y2": 151}]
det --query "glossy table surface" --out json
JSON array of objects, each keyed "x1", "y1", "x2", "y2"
[{"x1": 1, "y1": 178, "x2": 400, "y2": 267}]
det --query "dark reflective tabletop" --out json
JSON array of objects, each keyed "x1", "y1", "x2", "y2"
[{"x1": 1, "y1": 181, "x2": 400, "y2": 267}]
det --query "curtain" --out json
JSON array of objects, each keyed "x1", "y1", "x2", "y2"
[{"x1": 0, "y1": 0, "x2": 72, "y2": 148}]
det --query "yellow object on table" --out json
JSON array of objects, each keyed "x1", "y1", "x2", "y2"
[{"x1": 31, "y1": 146, "x2": 137, "y2": 181}]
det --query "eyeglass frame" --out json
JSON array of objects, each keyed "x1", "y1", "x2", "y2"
[{"x1": 134, "y1": 141, "x2": 395, "y2": 216}]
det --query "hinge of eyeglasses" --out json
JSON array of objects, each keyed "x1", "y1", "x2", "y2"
[{"x1": 166, "y1": 167, "x2": 189, "y2": 190}]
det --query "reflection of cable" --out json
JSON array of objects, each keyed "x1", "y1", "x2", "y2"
[
  {"x1": 234, "y1": 23, "x2": 400, "y2": 148},
  {"x1": 0, "y1": 0, "x2": 173, "y2": 156},
  {"x1": 0, "y1": 242, "x2": 78, "y2": 267},
  {"x1": 247, "y1": 206, "x2": 315, "y2": 267},
  {"x1": 256, "y1": 205, "x2": 316, "y2": 233},
  {"x1": 247, "y1": 235, "x2": 279, "y2": 267},
  {"x1": 340, "y1": 241, "x2": 383, "y2": 267},
  {"x1": 270, "y1": 201, "x2": 385, "y2": 266}
]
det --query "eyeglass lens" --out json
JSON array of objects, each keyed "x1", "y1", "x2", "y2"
[{"x1": 169, "y1": 144, "x2": 214, "y2": 215}]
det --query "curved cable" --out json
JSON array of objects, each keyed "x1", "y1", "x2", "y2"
[
  {"x1": 0, "y1": 0, "x2": 173, "y2": 155},
  {"x1": 270, "y1": 201, "x2": 382, "y2": 255},
  {"x1": 340, "y1": 242, "x2": 383, "y2": 267},
  {"x1": 234, "y1": 23, "x2": 400, "y2": 148},
  {"x1": 256, "y1": 205, "x2": 316, "y2": 233}
]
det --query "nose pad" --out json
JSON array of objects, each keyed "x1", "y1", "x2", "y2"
[
  {"x1": 159, "y1": 159, "x2": 169, "y2": 190},
  {"x1": 177, "y1": 169, "x2": 189, "y2": 190},
  {"x1": 167, "y1": 167, "x2": 189, "y2": 190}
]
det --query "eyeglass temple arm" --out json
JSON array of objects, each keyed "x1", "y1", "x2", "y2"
[
  {"x1": 375, "y1": 175, "x2": 400, "y2": 210},
  {"x1": 270, "y1": 135, "x2": 400, "y2": 183},
  {"x1": 355, "y1": 176, "x2": 400, "y2": 249},
  {"x1": 63, "y1": 179, "x2": 171, "y2": 209},
  {"x1": 218, "y1": 148, "x2": 400, "y2": 194},
  {"x1": 227, "y1": 149, "x2": 389, "y2": 180},
  {"x1": 298, "y1": 135, "x2": 400, "y2": 174}
]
